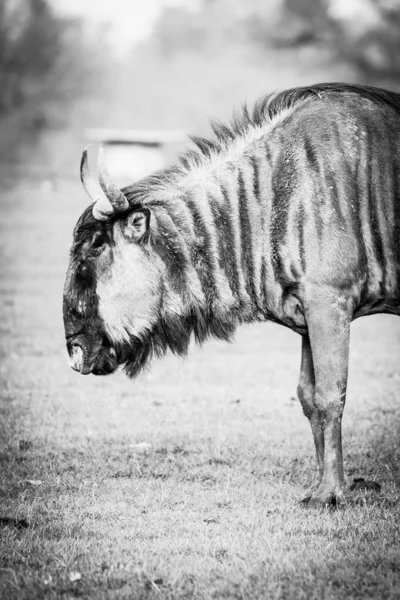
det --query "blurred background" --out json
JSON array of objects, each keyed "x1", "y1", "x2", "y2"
[
  {"x1": 1, "y1": 0, "x2": 400, "y2": 183},
  {"x1": 1, "y1": 0, "x2": 400, "y2": 393}
]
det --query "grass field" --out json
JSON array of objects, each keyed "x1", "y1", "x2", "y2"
[{"x1": 0, "y1": 178, "x2": 400, "y2": 599}]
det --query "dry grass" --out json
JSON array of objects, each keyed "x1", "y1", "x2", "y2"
[{"x1": 0, "y1": 179, "x2": 399, "y2": 599}]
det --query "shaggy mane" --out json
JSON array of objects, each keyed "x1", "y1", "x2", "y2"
[
  {"x1": 122, "y1": 83, "x2": 400, "y2": 203},
  {"x1": 116, "y1": 82, "x2": 400, "y2": 378}
]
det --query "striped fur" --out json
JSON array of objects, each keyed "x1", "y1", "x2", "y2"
[{"x1": 63, "y1": 83, "x2": 400, "y2": 377}]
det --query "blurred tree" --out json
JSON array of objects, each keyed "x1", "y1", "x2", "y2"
[
  {"x1": 115, "y1": 0, "x2": 354, "y2": 133},
  {"x1": 0, "y1": 0, "x2": 111, "y2": 150},
  {"x1": 324, "y1": 0, "x2": 400, "y2": 86},
  {"x1": 273, "y1": 0, "x2": 400, "y2": 87},
  {"x1": 162, "y1": 0, "x2": 400, "y2": 87}
]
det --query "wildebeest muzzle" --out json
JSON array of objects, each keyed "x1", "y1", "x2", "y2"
[
  {"x1": 66, "y1": 333, "x2": 95, "y2": 374},
  {"x1": 66, "y1": 331, "x2": 119, "y2": 376}
]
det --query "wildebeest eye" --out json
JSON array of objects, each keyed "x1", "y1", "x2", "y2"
[
  {"x1": 91, "y1": 233, "x2": 107, "y2": 254},
  {"x1": 92, "y1": 235, "x2": 105, "y2": 248}
]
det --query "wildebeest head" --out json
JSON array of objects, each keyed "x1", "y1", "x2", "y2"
[{"x1": 63, "y1": 147, "x2": 166, "y2": 377}]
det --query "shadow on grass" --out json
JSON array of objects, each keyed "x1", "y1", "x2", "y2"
[{"x1": 346, "y1": 410, "x2": 400, "y2": 490}]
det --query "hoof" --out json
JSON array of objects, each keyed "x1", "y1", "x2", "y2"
[
  {"x1": 350, "y1": 478, "x2": 381, "y2": 492},
  {"x1": 301, "y1": 489, "x2": 345, "y2": 508}
]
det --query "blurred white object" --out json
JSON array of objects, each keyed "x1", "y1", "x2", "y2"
[
  {"x1": 128, "y1": 442, "x2": 152, "y2": 454},
  {"x1": 103, "y1": 144, "x2": 165, "y2": 184},
  {"x1": 85, "y1": 129, "x2": 187, "y2": 186}
]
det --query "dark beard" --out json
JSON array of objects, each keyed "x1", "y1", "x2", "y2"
[{"x1": 118, "y1": 306, "x2": 238, "y2": 379}]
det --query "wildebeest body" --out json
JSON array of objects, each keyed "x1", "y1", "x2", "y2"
[
  {"x1": 266, "y1": 94, "x2": 400, "y2": 325},
  {"x1": 63, "y1": 84, "x2": 400, "y2": 506}
]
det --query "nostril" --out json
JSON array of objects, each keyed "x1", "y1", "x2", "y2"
[{"x1": 66, "y1": 331, "x2": 84, "y2": 344}]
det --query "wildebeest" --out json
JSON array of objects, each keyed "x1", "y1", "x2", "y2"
[{"x1": 63, "y1": 83, "x2": 400, "y2": 507}]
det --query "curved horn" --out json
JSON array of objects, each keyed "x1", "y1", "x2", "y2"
[
  {"x1": 97, "y1": 146, "x2": 129, "y2": 212},
  {"x1": 80, "y1": 145, "x2": 114, "y2": 221}
]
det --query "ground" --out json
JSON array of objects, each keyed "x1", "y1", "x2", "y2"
[{"x1": 0, "y1": 178, "x2": 399, "y2": 599}]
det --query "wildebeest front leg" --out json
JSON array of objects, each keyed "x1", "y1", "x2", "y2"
[
  {"x1": 297, "y1": 336, "x2": 325, "y2": 499},
  {"x1": 304, "y1": 294, "x2": 350, "y2": 507}
]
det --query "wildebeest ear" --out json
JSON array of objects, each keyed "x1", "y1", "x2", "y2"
[{"x1": 124, "y1": 208, "x2": 151, "y2": 242}]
